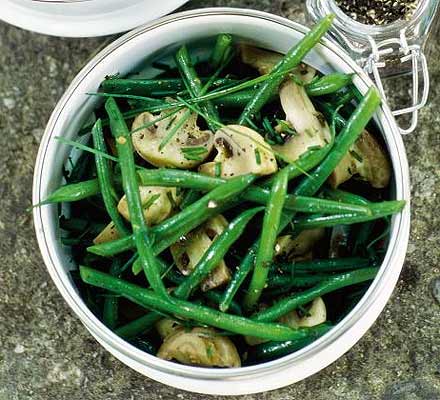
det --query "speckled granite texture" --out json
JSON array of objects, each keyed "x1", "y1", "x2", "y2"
[{"x1": 0, "y1": 1, "x2": 439, "y2": 399}]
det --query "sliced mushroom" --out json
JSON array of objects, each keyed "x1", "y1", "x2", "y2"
[
  {"x1": 246, "y1": 298, "x2": 327, "y2": 346},
  {"x1": 272, "y1": 80, "x2": 332, "y2": 163},
  {"x1": 278, "y1": 297, "x2": 327, "y2": 328},
  {"x1": 93, "y1": 221, "x2": 120, "y2": 245},
  {"x1": 157, "y1": 327, "x2": 241, "y2": 367},
  {"x1": 170, "y1": 215, "x2": 231, "y2": 291},
  {"x1": 118, "y1": 186, "x2": 181, "y2": 227},
  {"x1": 131, "y1": 108, "x2": 213, "y2": 169},
  {"x1": 328, "y1": 129, "x2": 391, "y2": 188},
  {"x1": 199, "y1": 125, "x2": 278, "y2": 179},
  {"x1": 275, "y1": 228, "x2": 325, "y2": 260},
  {"x1": 240, "y1": 44, "x2": 316, "y2": 83},
  {"x1": 155, "y1": 318, "x2": 182, "y2": 339}
]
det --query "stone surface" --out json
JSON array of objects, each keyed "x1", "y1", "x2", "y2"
[{"x1": 0, "y1": 1, "x2": 439, "y2": 399}]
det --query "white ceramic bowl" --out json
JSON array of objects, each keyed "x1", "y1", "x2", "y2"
[
  {"x1": 32, "y1": 8, "x2": 411, "y2": 395},
  {"x1": 1, "y1": 0, "x2": 188, "y2": 37}
]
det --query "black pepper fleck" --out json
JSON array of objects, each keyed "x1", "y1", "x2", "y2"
[{"x1": 336, "y1": 0, "x2": 419, "y2": 25}]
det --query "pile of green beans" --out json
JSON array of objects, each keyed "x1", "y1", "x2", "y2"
[{"x1": 41, "y1": 20, "x2": 406, "y2": 368}]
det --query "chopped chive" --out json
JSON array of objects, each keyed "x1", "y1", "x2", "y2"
[
  {"x1": 214, "y1": 162, "x2": 222, "y2": 177},
  {"x1": 131, "y1": 108, "x2": 181, "y2": 135},
  {"x1": 158, "y1": 109, "x2": 192, "y2": 151},
  {"x1": 255, "y1": 148, "x2": 261, "y2": 165},
  {"x1": 165, "y1": 115, "x2": 178, "y2": 130},
  {"x1": 350, "y1": 149, "x2": 364, "y2": 163},
  {"x1": 305, "y1": 129, "x2": 315, "y2": 138},
  {"x1": 54, "y1": 137, "x2": 119, "y2": 163},
  {"x1": 307, "y1": 145, "x2": 322, "y2": 151},
  {"x1": 290, "y1": 74, "x2": 306, "y2": 86},
  {"x1": 245, "y1": 117, "x2": 261, "y2": 132},
  {"x1": 142, "y1": 193, "x2": 161, "y2": 210},
  {"x1": 166, "y1": 191, "x2": 178, "y2": 210},
  {"x1": 276, "y1": 119, "x2": 296, "y2": 137},
  {"x1": 181, "y1": 146, "x2": 208, "y2": 161}
]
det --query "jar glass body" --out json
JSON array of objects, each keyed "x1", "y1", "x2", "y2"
[
  {"x1": 306, "y1": 0, "x2": 439, "y2": 134},
  {"x1": 306, "y1": 0, "x2": 439, "y2": 75}
]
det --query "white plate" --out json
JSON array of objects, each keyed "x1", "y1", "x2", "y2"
[{"x1": 0, "y1": 0, "x2": 189, "y2": 37}]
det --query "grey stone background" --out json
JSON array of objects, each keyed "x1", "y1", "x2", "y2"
[{"x1": 0, "y1": 0, "x2": 439, "y2": 399}]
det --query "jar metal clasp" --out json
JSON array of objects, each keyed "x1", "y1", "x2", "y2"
[{"x1": 365, "y1": 29, "x2": 430, "y2": 135}]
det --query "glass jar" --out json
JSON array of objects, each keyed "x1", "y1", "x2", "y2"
[{"x1": 306, "y1": 0, "x2": 440, "y2": 134}]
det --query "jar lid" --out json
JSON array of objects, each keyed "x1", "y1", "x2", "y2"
[{"x1": 0, "y1": 0, "x2": 189, "y2": 37}]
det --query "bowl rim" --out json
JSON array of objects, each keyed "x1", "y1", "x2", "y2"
[{"x1": 32, "y1": 6, "x2": 411, "y2": 390}]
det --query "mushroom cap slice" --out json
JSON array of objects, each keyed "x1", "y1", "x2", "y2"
[
  {"x1": 157, "y1": 327, "x2": 241, "y2": 368},
  {"x1": 132, "y1": 109, "x2": 213, "y2": 169},
  {"x1": 118, "y1": 186, "x2": 181, "y2": 227},
  {"x1": 278, "y1": 297, "x2": 327, "y2": 328},
  {"x1": 328, "y1": 129, "x2": 391, "y2": 188},
  {"x1": 155, "y1": 318, "x2": 182, "y2": 340},
  {"x1": 273, "y1": 80, "x2": 331, "y2": 163},
  {"x1": 170, "y1": 215, "x2": 231, "y2": 291},
  {"x1": 240, "y1": 44, "x2": 316, "y2": 82},
  {"x1": 246, "y1": 298, "x2": 326, "y2": 345},
  {"x1": 275, "y1": 228, "x2": 325, "y2": 260},
  {"x1": 199, "y1": 125, "x2": 278, "y2": 179},
  {"x1": 93, "y1": 221, "x2": 120, "y2": 245}
]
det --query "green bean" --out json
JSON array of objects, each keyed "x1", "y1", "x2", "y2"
[
  {"x1": 292, "y1": 200, "x2": 405, "y2": 229},
  {"x1": 267, "y1": 274, "x2": 331, "y2": 288},
  {"x1": 210, "y1": 34, "x2": 233, "y2": 69},
  {"x1": 102, "y1": 259, "x2": 121, "y2": 329},
  {"x1": 179, "y1": 189, "x2": 202, "y2": 209},
  {"x1": 202, "y1": 290, "x2": 242, "y2": 315},
  {"x1": 252, "y1": 188, "x2": 371, "y2": 215},
  {"x1": 244, "y1": 169, "x2": 289, "y2": 311},
  {"x1": 219, "y1": 243, "x2": 257, "y2": 312},
  {"x1": 294, "y1": 87, "x2": 381, "y2": 197},
  {"x1": 101, "y1": 77, "x2": 237, "y2": 96},
  {"x1": 101, "y1": 78, "x2": 184, "y2": 96},
  {"x1": 105, "y1": 97, "x2": 168, "y2": 298},
  {"x1": 331, "y1": 89, "x2": 356, "y2": 107},
  {"x1": 216, "y1": 74, "x2": 350, "y2": 108},
  {"x1": 324, "y1": 188, "x2": 376, "y2": 256},
  {"x1": 59, "y1": 216, "x2": 90, "y2": 232},
  {"x1": 80, "y1": 266, "x2": 329, "y2": 341},
  {"x1": 175, "y1": 45, "x2": 220, "y2": 131},
  {"x1": 323, "y1": 188, "x2": 370, "y2": 206},
  {"x1": 238, "y1": 15, "x2": 335, "y2": 125},
  {"x1": 88, "y1": 235, "x2": 134, "y2": 257},
  {"x1": 354, "y1": 222, "x2": 375, "y2": 255},
  {"x1": 175, "y1": 207, "x2": 263, "y2": 299},
  {"x1": 68, "y1": 147, "x2": 94, "y2": 183},
  {"x1": 306, "y1": 73, "x2": 353, "y2": 97},
  {"x1": 214, "y1": 89, "x2": 277, "y2": 109},
  {"x1": 87, "y1": 174, "x2": 256, "y2": 259},
  {"x1": 115, "y1": 311, "x2": 160, "y2": 339},
  {"x1": 253, "y1": 267, "x2": 378, "y2": 322},
  {"x1": 91, "y1": 119, "x2": 129, "y2": 237},
  {"x1": 276, "y1": 257, "x2": 370, "y2": 273},
  {"x1": 250, "y1": 324, "x2": 332, "y2": 361},
  {"x1": 39, "y1": 179, "x2": 100, "y2": 205},
  {"x1": 314, "y1": 100, "x2": 346, "y2": 132}
]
